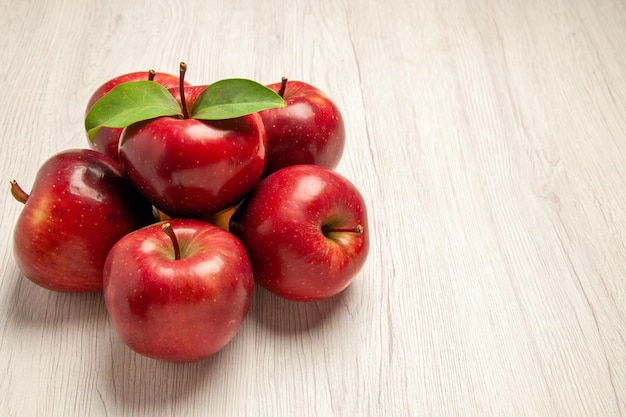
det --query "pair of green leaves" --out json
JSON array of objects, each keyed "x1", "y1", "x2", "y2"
[{"x1": 85, "y1": 78, "x2": 286, "y2": 141}]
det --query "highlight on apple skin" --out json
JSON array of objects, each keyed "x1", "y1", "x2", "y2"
[
  {"x1": 103, "y1": 218, "x2": 254, "y2": 362},
  {"x1": 230, "y1": 164, "x2": 369, "y2": 302},
  {"x1": 259, "y1": 78, "x2": 346, "y2": 177},
  {"x1": 10, "y1": 149, "x2": 154, "y2": 292}
]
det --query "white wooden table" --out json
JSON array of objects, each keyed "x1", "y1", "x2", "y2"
[{"x1": 1, "y1": 0, "x2": 625, "y2": 415}]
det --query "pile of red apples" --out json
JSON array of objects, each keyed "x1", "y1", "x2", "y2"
[{"x1": 10, "y1": 62, "x2": 369, "y2": 362}]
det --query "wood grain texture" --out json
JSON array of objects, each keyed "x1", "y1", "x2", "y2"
[{"x1": 1, "y1": 0, "x2": 625, "y2": 416}]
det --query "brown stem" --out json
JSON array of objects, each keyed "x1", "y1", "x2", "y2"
[
  {"x1": 179, "y1": 62, "x2": 189, "y2": 119},
  {"x1": 277, "y1": 76, "x2": 288, "y2": 98},
  {"x1": 161, "y1": 222, "x2": 181, "y2": 260},
  {"x1": 148, "y1": 69, "x2": 156, "y2": 81},
  {"x1": 10, "y1": 180, "x2": 29, "y2": 204},
  {"x1": 322, "y1": 224, "x2": 363, "y2": 235}
]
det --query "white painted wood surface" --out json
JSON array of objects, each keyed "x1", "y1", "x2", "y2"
[{"x1": 1, "y1": 0, "x2": 625, "y2": 415}]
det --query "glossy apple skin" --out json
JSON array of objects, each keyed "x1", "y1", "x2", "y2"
[
  {"x1": 118, "y1": 113, "x2": 267, "y2": 217},
  {"x1": 85, "y1": 71, "x2": 185, "y2": 161},
  {"x1": 12, "y1": 149, "x2": 154, "y2": 292},
  {"x1": 258, "y1": 80, "x2": 346, "y2": 177},
  {"x1": 103, "y1": 218, "x2": 254, "y2": 362},
  {"x1": 230, "y1": 165, "x2": 369, "y2": 301},
  {"x1": 168, "y1": 84, "x2": 208, "y2": 116}
]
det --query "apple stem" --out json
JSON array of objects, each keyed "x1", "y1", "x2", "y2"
[
  {"x1": 10, "y1": 180, "x2": 29, "y2": 204},
  {"x1": 161, "y1": 222, "x2": 181, "y2": 260},
  {"x1": 148, "y1": 69, "x2": 156, "y2": 81},
  {"x1": 322, "y1": 224, "x2": 364, "y2": 235},
  {"x1": 179, "y1": 62, "x2": 189, "y2": 119},
  {"x1": 277, "y1": 77, "x2": 288, "y2": 98}
]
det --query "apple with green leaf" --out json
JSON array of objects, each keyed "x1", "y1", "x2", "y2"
[
  {"x1": 85, "y1": 62, "x2": 285, "y2": 217},
  {"x1": 10, "y1": 149, "x2": 154, "y2": 292},
  {"x1": 85, "y1": 69, "x2": 187, "y2": 162},
  {"x1": 258, "y1": 78, "x2": 346, "y2": 177},
  {"x1": 229, "y1": 164, "x2": 369, "y2": 301},
  {"x1": 103, "y1": 218, "x2": 254, "y2": 362}
]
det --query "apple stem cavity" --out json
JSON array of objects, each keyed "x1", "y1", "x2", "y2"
[
  {"x1": 162, "y1": 222, "x2": 182, "y2": 260},
  {"x1": 277, "y1": 77, "x2": 288, "y2": 98},
  {"x1": 9, "y1": 180, "x2": 29, "y2": 204},
  {"x1": 148, "y1": 69, "x2": 156, "y2": 81},
  {"x1": 179, "y1": 62, "x2": 189, "y2": 119},
  {"x1": 322, "y1": 224, "x2": 364, "y2": 235}
]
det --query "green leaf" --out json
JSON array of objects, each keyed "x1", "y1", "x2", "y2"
[
  {"x1": 191, "y1": 78, "x2": 285, "y2": 120},
  {"x1": 85, "y1": 81, "x2": 183, "y2": 141}
]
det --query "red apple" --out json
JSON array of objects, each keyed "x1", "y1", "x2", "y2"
[
  {"x1": 86, "y1": 64, "x2": 286, "y2": 218},
  {"x1": 85, "y1": 70, "x2": 187, "y2": 161},
  {"x1": 116, "y1": 64, "x2": 268, "y2": 217},
  {"x1": 103, "y1": 218, "x2": 254, "y2": 362},
  {"x1": 258, "y1": 78, "x2": 346, "y2": 177},
  {"x1": 10, "y1": 149, "x2": 154, "y2": 292},
  {"x1": 229, "y1": 164, "x2": 369, "y2": 301},
  {"x1": 119, "y1": 111, "x2": 266, "y2": 217}
]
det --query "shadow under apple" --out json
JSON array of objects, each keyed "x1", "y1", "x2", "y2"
[
  {"x1": 5, "y1": 270, "x2": 108, "y2": 328},
  {"x1": 248, "y1": 282, "x2": 355, "y2": 334},
  {"x1": 98, "y1": 320, "x2": 242, "y2": 410}
]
